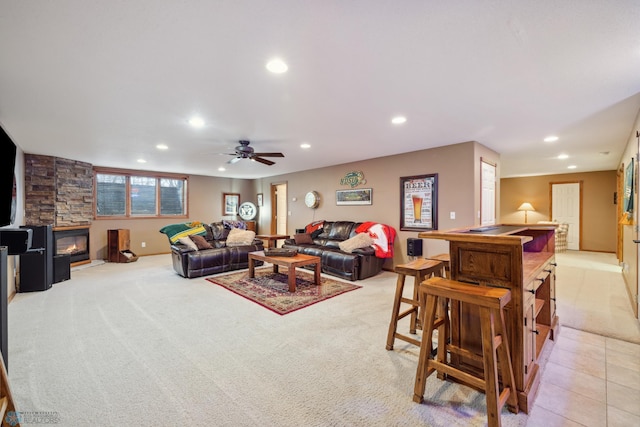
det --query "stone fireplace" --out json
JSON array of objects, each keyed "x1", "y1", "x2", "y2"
[{"x1": 24, "y1": 154, "x2": 94, "y2": 266}]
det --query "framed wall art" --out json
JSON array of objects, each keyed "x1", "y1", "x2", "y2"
[
  {"x1": 336, "y1": 188, "x2": 372, "y2": 205},
  {"x1": 223, "y1": 193, "x2": 240, "y2": 215},
  {"x1": 400, "y1": 174, "x2": 438, "y2": 231}
]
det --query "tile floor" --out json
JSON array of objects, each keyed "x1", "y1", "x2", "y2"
[{"x1": 526, "y1": 326, "x2": 640, "y2": 426}]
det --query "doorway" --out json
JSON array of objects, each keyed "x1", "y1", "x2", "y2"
[
  {"x1": 551, "y1": 182, "x2": 581, "y2": 250},
  {"x1": 480, "y1": 158, "x2": 496, "y2": 226},
  {"x1": 270, "y1": 183, "x2": 288, "y2": 236}
]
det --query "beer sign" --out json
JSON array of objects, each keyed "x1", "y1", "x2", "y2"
[{"x1": 400, "y1": 174, "x2": 438, "y2": 231}]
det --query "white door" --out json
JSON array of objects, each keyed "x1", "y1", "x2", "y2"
[
  {"x1": 552, "y1": 183, "x2": 580, "y2": 250},
  {"x1": 480, "y1": 160, "x2": 496, "y2": 225},
  {"x1": 276, "y1": 183, "x2": 287, "y2": 235}
]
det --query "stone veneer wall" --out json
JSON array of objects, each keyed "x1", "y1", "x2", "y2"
[{"x1": 24, "y1": 154, "x2": 93, "y2": 227}]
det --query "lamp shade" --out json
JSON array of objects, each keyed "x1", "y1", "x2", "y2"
[{"x1": 517, "y1": 202, "x2": 535, "y2": 212}]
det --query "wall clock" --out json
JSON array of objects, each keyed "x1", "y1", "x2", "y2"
[
  {"x1": 305, "y1": 191, "x2": 320, "y2": 209},
  {"x1": 238, "y1": 201, "x2": 258, "y2": 220}
]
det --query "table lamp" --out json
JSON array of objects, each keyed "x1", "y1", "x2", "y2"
[{"x1": 517, "y1": 202, "x2": 535, "y2": 223}]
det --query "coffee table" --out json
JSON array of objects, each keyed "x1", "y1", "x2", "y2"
[{"x1": 248, "y1": 251, "x2": 321, "y2": 292}]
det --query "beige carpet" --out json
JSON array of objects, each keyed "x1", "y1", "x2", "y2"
[
  {"x1": 7, "y1": 255, "x2": 527, "y2": 427},
  {"x1": 555, "y1": 251, "x2": 640, "y2": 344}
]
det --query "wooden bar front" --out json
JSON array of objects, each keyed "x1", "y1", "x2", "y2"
[{"x1": 418, "y1": 224, "x2": 559, "y2": 413}]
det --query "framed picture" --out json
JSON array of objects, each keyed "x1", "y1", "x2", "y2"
[
  {"x1": 400, "y1": 174, "x2": 438, "y2": 231},
  {"x1": 257, "y1": 193, "x2": 263, "y2": 206},
  {"x1": 223, "y1": 193, "x2": 240, "y2": 215},
  {"x1": 336, "y1": 188, "x2": 372, "y2": 205}
]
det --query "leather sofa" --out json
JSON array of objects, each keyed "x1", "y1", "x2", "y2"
[
  {"x1": 163, "y1": 221, "x2": 264, "y2": 278},
  {"x1": 282, "y1": 221, "x2": 390, "y2": 281}
]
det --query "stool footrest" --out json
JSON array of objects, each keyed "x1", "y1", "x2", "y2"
[
  {"x1": 447, "y1": 344, "x2": 484, "y2": 364},
  {"x1": 428, "y1": 359, "x2": 485, "y2": 390}
]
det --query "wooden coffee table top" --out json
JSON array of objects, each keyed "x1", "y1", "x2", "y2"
[{"x1": 248, "y1": 250, "x2": 320, "y2": 266}]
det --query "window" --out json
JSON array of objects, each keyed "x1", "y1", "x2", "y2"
[{"x1": 95, "y1": 169, "x2": 187, "y2": 218}]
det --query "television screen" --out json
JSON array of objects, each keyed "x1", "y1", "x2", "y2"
[{"x1": 0, "y1": 124, "x2": 17, "y2": 227}]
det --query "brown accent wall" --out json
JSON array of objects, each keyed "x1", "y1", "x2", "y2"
[{"x1": 500, "y1": 170, "x2": 617, "y2": 252}]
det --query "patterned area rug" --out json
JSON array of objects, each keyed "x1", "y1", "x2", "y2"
[{"x1": 206, "y1": 268, "x2": 361, "y2": 315}]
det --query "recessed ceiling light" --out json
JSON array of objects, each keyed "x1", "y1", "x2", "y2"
[
  {"x1": 300, "y1": 143, "x2": 311, "y2": 149},
  {"x1": 156, "y1": 144, "x2": 168, "y2": 150},
  {"x1": 557, "y1": 154, "x2": 569, "y2": 159},
  {"x1": 568, "y1": 165, "x2": 577, "y2": 169},
  {"x1": 188, "y1": 117, "x2": 205, "y2": 128},
  {"x1": 218, "y1": 167, "x2": 226, "y2": 172},
  {"x1": 137, "y1": 159, "x2": 147, "y2": 163},
  {"x1": 544, "y1": 135, "x2": 559, "y2": 142},
  {"x1": 391, "y1": 116, "x2": 407, "y2": 125},
  {"x1": 266, "y1": 58, "x2": 288, "y2": 74}
]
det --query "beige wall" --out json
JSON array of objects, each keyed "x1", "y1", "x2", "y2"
[
  {"x1": 8, "y1": 140, "x2": 498, "y2": 289},
  {"x1": 255, "y1": 141, "x2": 500, "y2": 267},
  {"x1": 89, "y1": 175, "x2": 256, "y2": 260},
  {"x1": 618, "y1": 109, "x2": 640, "y2": 317},
  {"x1": 500, "y1": 171, "x2": 617, "y2": 252}
]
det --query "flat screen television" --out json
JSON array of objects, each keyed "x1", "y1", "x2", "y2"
[{"x1": 0, "y1": 124, "x2": 17, "y2": 227}]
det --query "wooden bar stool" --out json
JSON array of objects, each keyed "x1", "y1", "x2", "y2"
[
  {"x1": 413, "y1": 277, "x2": 519, "y2": 427},
  {"x1": 426, "y1": 253, "x2": 450, "y2": 278},
  {"x1": 386, "y1": 259, "x2": 443, "y2": 350}
]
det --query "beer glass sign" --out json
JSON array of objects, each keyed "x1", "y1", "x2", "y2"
[{"x1": 400, "y1": 174, "x2": 438, "y2": 231}]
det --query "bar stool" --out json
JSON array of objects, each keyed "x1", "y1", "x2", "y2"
[
  {"x1": 386, "y1": 259, "x2": 443, "y2": 350},
  {"x1": 413, "y1": 277, "x2": 519, "y2": 427},
  {"x1": 426, "y1": 253, "x2": 450, "y2": 278}
]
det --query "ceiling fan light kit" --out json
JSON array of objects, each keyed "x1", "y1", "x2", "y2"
[{"x1": 226, "y1": 140, "x2": 284, "y2": 166}]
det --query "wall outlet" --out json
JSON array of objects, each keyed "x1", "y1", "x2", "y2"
[
  {"x1": 450, "y1": 211, "x2": 456, "y2": 219},
  {"x1": 141, "y1": 242, "x2": 146, "y2": 248}
]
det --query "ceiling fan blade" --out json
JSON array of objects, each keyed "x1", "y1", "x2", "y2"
[
  {"x1": 252, "y1": 156, "x2": 275, "y2": 166},
  {"x1": 228, "y1": 157, "x2": 242, "y2": 164},
  {"x1": 253, "y1": 152, "x2": 284, "y2": 158}
]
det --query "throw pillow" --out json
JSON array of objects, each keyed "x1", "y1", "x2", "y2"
[
  {"x1": 338, "y1": 233, "x2": 374, "y2": 253},
  {"x1": 190, "y1": 234, "x2": 213, "y2": 250},
  {"x1": 226, "y1": 228, "x2": 256, "y2": 246},
  {"x1": 293, "y1": 233, "x2": 313, "y2": 244},
  {"x1": 178, "y1": 236, "x2": 199, "y2": 251}
]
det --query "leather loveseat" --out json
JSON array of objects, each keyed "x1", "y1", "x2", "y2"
[
  {"x1": 161, "y1": 221, "x2": 264, "y2": 278},
  {"x1": 282, "y1": 221, "x2": 395, "y2": 281}
]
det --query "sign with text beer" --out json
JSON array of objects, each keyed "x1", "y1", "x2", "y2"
[{"x1": 400, "y1": 174, "x2": 438, "y2": 231}]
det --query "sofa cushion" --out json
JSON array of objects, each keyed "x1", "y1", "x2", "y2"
[
  {"x1": 226, "y1": 228, "x2": 256, "y2": 246},
  {"x1": 209, "y1": 222, "x2": 230, "y2": 240},
  {"x1": 339, "y1": 233, "x2": 374, "y2": 253},
  {"x1": 190, "y1": 234, "x2": 214, "y2": 250},
  {"x1": 294, "y1": 233, "x2": 313, "y2": 244},
  {"x1": 178, "y1": 236, "x2": 199, "y2": 251}
]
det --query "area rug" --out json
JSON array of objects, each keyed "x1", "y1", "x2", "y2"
[{"x1": 206, "y1": 268, "x2": 361, "y2": 315}]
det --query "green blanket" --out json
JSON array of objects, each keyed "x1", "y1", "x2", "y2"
[{"x1": 159, "y1": 222, "x2": 207, "y2": 243}]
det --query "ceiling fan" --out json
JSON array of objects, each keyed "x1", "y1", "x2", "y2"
[{"x1": 226, "y1": 140, "x2": 284, "y2": 166}]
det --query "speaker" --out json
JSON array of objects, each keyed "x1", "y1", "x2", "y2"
[
  {"x1": 53, "y1": 254, "x2": 71, "y2": 284},
  {"x1": 19, "y1": 225, "x2": 53, "y2": 292},
  {"x1": 407, "y1": 238, "x2": 423, "y2": 257},
  {"x1": 0, "y1": 228, "x2": 33, "y2": 254}
]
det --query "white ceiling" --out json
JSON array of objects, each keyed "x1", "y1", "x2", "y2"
[{"x1": 1, "y1": 1, "x2": 640, "y2": 179}]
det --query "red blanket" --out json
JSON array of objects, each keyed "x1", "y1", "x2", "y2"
[{"x1": 355, "y1": 222, "x2": 397, "y2": 258}]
